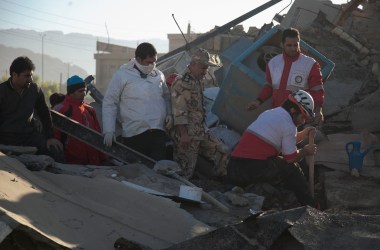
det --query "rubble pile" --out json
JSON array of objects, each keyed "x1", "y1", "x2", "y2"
[{"x1": 1, "y1": 1, "x2": 380, "y2": 250}]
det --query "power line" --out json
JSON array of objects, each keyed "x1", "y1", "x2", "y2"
[
  {"x1": 0, "y1": 18, "x2": 104, "y2": 43},
  {"x1": 0, "y1": 17, "x2": 44, "y2": 32},
  {"x1": 0, "y1": 30, "x2": 95, "y2": 52},
  {"x1": 0, "y1": 6, "x2": 103, "y2": 34},
  {"x1": 0, "y1": 0, "x2": 146, "y2": 40},
  {"x1": 1, "y1": 0, "x2": 101, "y2": 27}
]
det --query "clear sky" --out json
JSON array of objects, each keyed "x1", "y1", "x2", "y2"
[{"x1": 0, "y1": 0, "x2": 349, "y2": 40}]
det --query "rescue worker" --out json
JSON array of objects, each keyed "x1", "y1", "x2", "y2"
[
  {"x1": 228, "y1": 90, "x2": 317, "y2": 206},
  {"x1": 54, "y1": 75, "x2": 108, "y2": 165},
  {"x1": 170, "y1": 48, "x2": 229, "y2": 180},
  {"x1": 102, "y1": 42, "x2": 172, "y2": 161},
  {"x1": 0, "y1": 56, "x2": 64, "y2": 162},
  {"x1": 247, "y1": 27, "x2": 325, "y2": 125}
]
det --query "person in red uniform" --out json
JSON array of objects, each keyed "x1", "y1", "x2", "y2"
[
  {"x1": 247, "y1": 28, "x2": 324, "y2": 125},
  {"x1": 228, "y1": 90, "x2": 317, "y2": 206},
  {"x1": 54, "y1": 75, "x2": 108, "y2": 165}
]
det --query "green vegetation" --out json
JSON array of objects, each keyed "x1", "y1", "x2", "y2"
[{"x1": 1, "y1": 73, "x2": 64, "y2": 105}]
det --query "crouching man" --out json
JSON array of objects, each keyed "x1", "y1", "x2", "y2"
[{"x1": 228, "y1": 90, "x2": 317, "y2": 206}]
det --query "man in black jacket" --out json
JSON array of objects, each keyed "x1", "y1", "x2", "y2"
[{"x1": 0, "y1": 56, "x2": 64, "y2": 162}]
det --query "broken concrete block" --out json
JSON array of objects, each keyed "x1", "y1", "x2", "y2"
[
  {"x1": 0, "y1": 221, "x2": 12, "y2": 243},
  {"x1": 339, "y1": 32, "x2": 350, "y2": 40},
  {"x1": 352, "y1": 41, "x2": 363, "y2": 51},
  {"x1": 346, "y1": 37, "x2": 356, "y2": 45},
  {"x1": 324, "y1": 171, "x2": 380, "y2": 214},
  {"x1": 0, "y1": 144, "x2": 37, "y2": 155},
  {"x1": 359, "y1": 46, "x2": 370, "y2": 55},
  {"x1": 372, "y1": 63, "x2": 380, "y2": 77},
  {"x1": 225, "y1": 191, "x2": 250, "y2": 207},
  {"x1": 231, "y1": 186, "x2": 245, "y2": 194},
  {"x1": 350, "y1": 169, "x2": 360, "y2": 177},
  {"x1": 11, "y1": 154, "x2": 55, "y2": 171},
  {"x1": 358, "y1": 57, "x2": 370, "y2": 67},
  {"x1": 331, "y1": 26, "x2": 343, "y2": 36}
]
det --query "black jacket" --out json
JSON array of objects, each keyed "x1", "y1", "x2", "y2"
[{"x1": 0, "y1": 79, "x2": 53, "y2": 142}]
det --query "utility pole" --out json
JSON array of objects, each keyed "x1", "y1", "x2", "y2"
[
  {"x1": 67, "y1": 62, "x2": 70, "y2": 79},
  {"x1": 59, "y1": 73, "x2": 62, "y2": 93},
  {"x1": 41, "y1": 33, "x2": 46, "y2": 83}
]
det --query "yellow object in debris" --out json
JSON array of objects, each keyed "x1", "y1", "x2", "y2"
[{"x1": 351, "y1": 168, "x2": 360, "y2": 177}]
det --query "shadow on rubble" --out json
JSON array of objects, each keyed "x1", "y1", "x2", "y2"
[
  {"x1": 0, "y1": 223, "x2": 69, "y2": 250},
  {"x1": 163, "y1": 206, "x2": 380, "y2": 250}
]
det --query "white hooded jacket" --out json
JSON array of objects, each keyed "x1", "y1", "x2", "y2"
[{"x1": 102, "y1": 59, "x2": 171, "y2": 137}]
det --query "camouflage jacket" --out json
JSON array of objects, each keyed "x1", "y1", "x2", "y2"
[{"x1": 170, "y1": 69, "x2": 206, "y2": 140}]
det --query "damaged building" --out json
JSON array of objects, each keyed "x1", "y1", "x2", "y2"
[{"x1": 1, "y1": 0, "x2": 380, "y2": 249}]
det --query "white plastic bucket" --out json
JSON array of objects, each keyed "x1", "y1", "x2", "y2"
[{"x1": 179, "y1": 185, "x2": 202, "y2": 202}]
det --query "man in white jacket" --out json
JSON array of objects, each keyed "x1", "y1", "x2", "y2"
[{"x1": 102, "y1": 42, "x2": 172, "y2": 161}]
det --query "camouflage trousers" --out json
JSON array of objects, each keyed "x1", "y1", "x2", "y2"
[{"x1": 172, "y1": 131, "x2": 229, "y2": 179}]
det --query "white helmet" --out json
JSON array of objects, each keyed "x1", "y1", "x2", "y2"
[{"x1": 289, "y1": 90, "x2": 314, "y2": 118}]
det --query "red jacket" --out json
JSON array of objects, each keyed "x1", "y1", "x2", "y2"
[
  {"x1": 258, "y1": 51, "x2": 324, "y2": 108},
  {"x1": 54, "y1": 95, "x2": 107, "y2": 165}
]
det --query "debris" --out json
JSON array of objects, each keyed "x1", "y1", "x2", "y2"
[
  {"x1": 0, "y1": 144, "x2": 37, "y2": 155},
  {"x1": 225, "y1": 191, "x2": 250, "y2": 207},
  {"x1": 10, "y1": 154, "x2": 55, "y2": 171},
  {"x1": 350, "y1": 168, "x2": 360, "y2": 177}
]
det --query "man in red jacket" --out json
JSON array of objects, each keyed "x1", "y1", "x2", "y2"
[
  {"x1": 54, "y1": 75, "x2": 108, "y2": 165},
  {"x1": 247, "y1": 28, "x2": 324, "y2": 125}
]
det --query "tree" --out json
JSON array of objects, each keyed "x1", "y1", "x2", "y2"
[
  {"x1": 1, "y1": 73, "x2": 61, "y2": 105},
  {"x1": 40, "y1": 81, "x2": 60, "y2": 105},
  {"x1": 1, "y1": 74, "x2": 8, "y2": 82}
]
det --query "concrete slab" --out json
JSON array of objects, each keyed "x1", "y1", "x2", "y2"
[
  {"x1": 0, "y1": 152, "x2": 212, "y2": 249},
  {"x1": 324, "y1": 171, "x2": 380, "y2": 215}
]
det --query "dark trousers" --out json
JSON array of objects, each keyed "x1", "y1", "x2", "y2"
[
  {"x1": 227, "y1": 156, "x2": 313, "y2": 206},
  {"x1": 122, "y1": 129, "x2": 167, "y2": 161},
  {"x1": 0, "y1": 131, "x2": 65, "y2": 163}
]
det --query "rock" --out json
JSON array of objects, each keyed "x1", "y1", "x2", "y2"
[
  {"x1": 359, "y1": 46, "x2": 370, "y2": 55},
  {"x1": 153, "y1": 160, "x2": 181, "y2": 175},
  {"x1": 225, "y1": 191, "x2": 250, "y2": 207},
  {"x1": 331, "y1": 26, "x2": 343, "y2": 36},
  {"x1": 0, "y1": 144, "x2": 37, "y2": 155},
  {"x1": 372, "y1": 62, "x2": 380, "y2": 76},
  {"x1": 0, "y1": 221, "x2": 12, "y2": 243},
  {"x1": 114, "y1": 237, "x2": 152, "y2": 250},
  {"x1": 11, "y1": 154, "x2": 55, "y2": 171},
  {"x1": 350, "y1": 169, "x2": 360, "y2": 177},
  {"x1": 242, "y1": 193, "x2": 265, "y2": 211},
  {"x1": 262, "y1": 183, "x2": 278, "y2": 195},
  {"x1": 231, "y1": 186, "x2": 245, "y2": 194}
]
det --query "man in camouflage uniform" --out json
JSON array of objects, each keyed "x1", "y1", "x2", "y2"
[{"x1": 170, "y1": 48, "x2": 229, "y2": 180}]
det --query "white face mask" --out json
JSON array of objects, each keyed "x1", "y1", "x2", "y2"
[{"x1": 135, "y1": 61, "x2": 156, "y2": 75}]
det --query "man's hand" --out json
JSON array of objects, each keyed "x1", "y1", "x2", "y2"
[
  {"x1": 165, "y1": 115, "x2": 173, "y2": 130},
  {"x1": 314, "y1": 112, "x2": 324, "y2": 126},
  {"x1": 247, "y1": 100, "x2": 261, "y2": 111},
  {"x1": 313, "y1": 107, "x2": 324, "y2": 126},
  {"x1": 103, "y1": 132, "x2": 116, "y2": 147},
  {"x1": 303, "y1": 143, "x2": 317, "y2": 156},
  {"x1": 297, "y1": 126, "x2": 316, "y2": 143},
  {"x1": 33, "y1": 118, "x2": 43, "y2": 133},
  {"x1": 47, "y1": 138, "x2": 63, "y2": 152}
]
